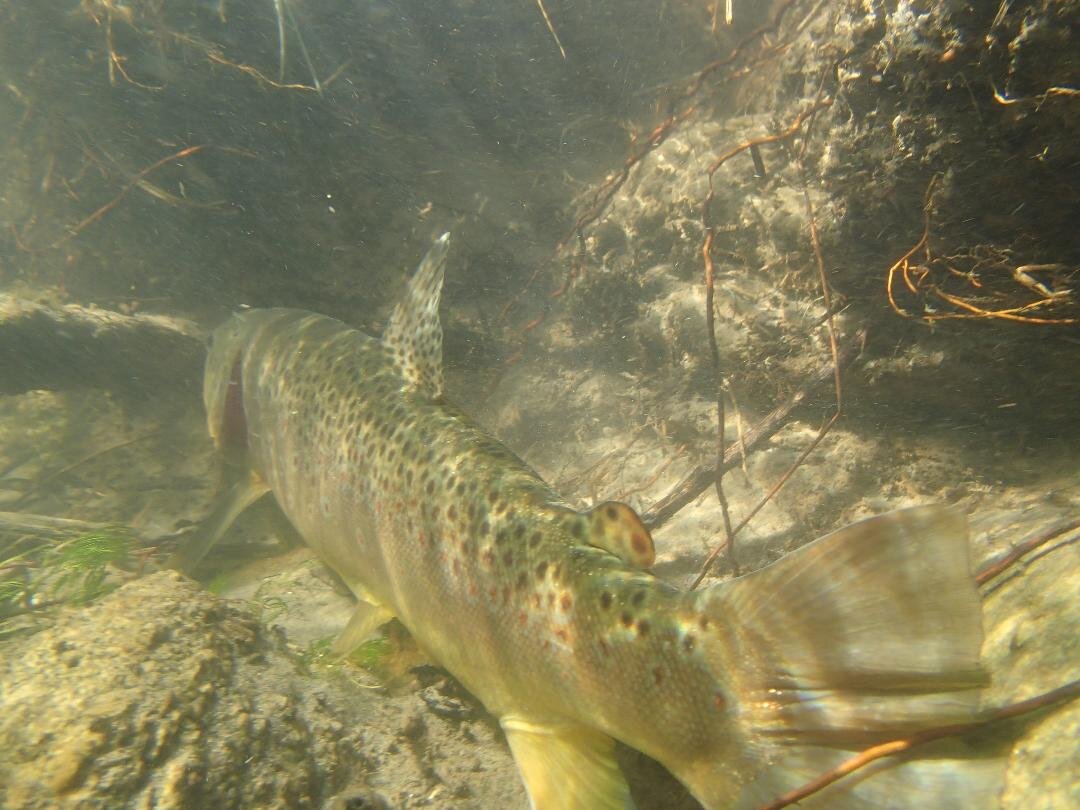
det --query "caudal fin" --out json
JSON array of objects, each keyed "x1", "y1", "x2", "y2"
[{"x1": 694, "y1": 506, "x2": 1002, "y2": 808}]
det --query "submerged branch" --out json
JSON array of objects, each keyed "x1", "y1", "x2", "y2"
[
  {"x1": 0, "y1": 296, "x2": 204, "y2": 397},
  {"x1": 641, "y1": 329, "x2": 862, "y2": 531}
]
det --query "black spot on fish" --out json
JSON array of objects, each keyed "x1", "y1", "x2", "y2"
[
  {"x1": 637, "y1": 620, "x2": 650, "y2": 637},
  {"x1": 599, "y1": 592, "x2": 613, "y2": 610},
  {"x1": 535, "y1": 561, "x2": 548, "y2": 579},
  {"x1": 631, "y1": 591, "x2": 645, "y2": 607},
  {"x1": 683, "y1": 635, "x2": 697, "y2": 653}
]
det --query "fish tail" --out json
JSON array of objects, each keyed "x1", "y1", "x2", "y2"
[{"x1": 694, "y1": 505, "x2": 1003, "y2": 808}]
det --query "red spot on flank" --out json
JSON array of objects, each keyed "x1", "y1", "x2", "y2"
[
  {"x1": 554, "y1": 628, "x2": 569, "y2": 643},
  {"x1": 631, "y1": 533, "x2": 647, "y2": 554},
  {"x1": 482, "y1": 549, "x2": 495, "y2": 566},
  {"x1": 560, "y1": 594, "x2": 573, "y2": 611},
  {"x1": 517, "y1": 611, "x2": 528, "y2": 626},
  {"x1": 714, "y1": 692, "x2": 726, "y2": 710}
]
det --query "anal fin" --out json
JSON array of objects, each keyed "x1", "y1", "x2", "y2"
[
  {"x1": 331, "y1": 597, "x2": 394, "y2": 657},
  {"x1": 501, "y1": 716, "x2": 634, "y2": 810},
  {"x1": 165, "y1": 470, "x2": 269, "y2": 574}
]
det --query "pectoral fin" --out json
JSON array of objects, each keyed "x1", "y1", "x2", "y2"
[
  {"x1": 166, "y1": 470, "x2": 269, "y2": 574},
  {"x1": 330, "y1": 598, "x2": 394, "y2": 657},
  {"x1": 501, "y1": 716, "x2": 633, "y2": 810}
]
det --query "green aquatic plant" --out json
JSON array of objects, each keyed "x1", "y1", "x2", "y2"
[
  {"x1": 0, "y1": 576, "x2": 28, "y2": 610},
  {"x1": 347, "y1": 634, "x2": 392, "y2": 674},
  {"x1": 0, "y1": 527, "x2": 133, "y2": 639},
  {"x1": 49, "y1": 530, "x2": 132, "y2": 605},
  {"x1": 300, "y1": 635, "x2": 335, "y2": 669},
  {"x1": 299, "y1": 632, "x2": 392, "y2": 677},
  {"x1": 207, "y1": 571, "x2": 232, "y2": 595}
]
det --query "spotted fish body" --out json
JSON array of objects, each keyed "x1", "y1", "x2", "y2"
[{"x1": 184, "y1": 235, "x2": 1002, "y2": 808}]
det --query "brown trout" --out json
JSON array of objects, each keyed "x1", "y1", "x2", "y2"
[{"x1": 173, "y1": 234, "x2": 1001, "y2": 808}]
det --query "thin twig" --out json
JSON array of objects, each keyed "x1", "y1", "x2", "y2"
[
  {"x1": 885, "y1": 176, "x2": 1077, "y2": 324},
  {"x1": 14, "y1": 432, "x2": 160, "y2": 506},
  {"x1": 691, "y1": 93, "x2": 837, "y2": 587},
  {"x1": 17, "y1": 144, "x2": 255, "y2": 252},
  {"x1": 975, "y1": 518, "x2": 1080, "y2": 586},
  {"x1": 757, "y1": 680, "x2": 1080, "y2": 810},
  {"x1": 535, "y1": 0, "x2": 567, "y2": 60},
  {"x1": 756, "y1": 511, "x2": 1080, "y2": 807},
  {"x1": 702, "y1": 229, "x2": 738, "y2": 574},
  {"x1": 280, "y1": 0, "x2": 323, "y2": 95},
  {"x1": 641, "y1": 330, "x2": 862, "y2": 530},
  {"x1": 562, "y1": 0, "x2": 817, "y2": 247}
]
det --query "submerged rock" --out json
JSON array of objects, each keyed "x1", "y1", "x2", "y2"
[
  {"x1": 0, "y1": 571, "x2": 369, "y2": 808},
  {"x1": 0, "y1": 570, "x2": 525, "y2": 809}
]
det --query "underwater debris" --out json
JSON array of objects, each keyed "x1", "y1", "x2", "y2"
[{"x1": 886, "y1": 177, "x2": 1078, "y2": 326}]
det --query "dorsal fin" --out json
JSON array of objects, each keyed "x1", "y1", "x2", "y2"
[
  {"x1": 586, "y1": 501, "x2": 655, "y2": 568},
  {"x1": 383, "y1": 233, "x2": 450, "y2": 397}
]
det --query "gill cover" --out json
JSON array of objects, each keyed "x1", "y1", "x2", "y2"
[{"x1": 204, "y1": 314, "x2": 251, "y2": 463}]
